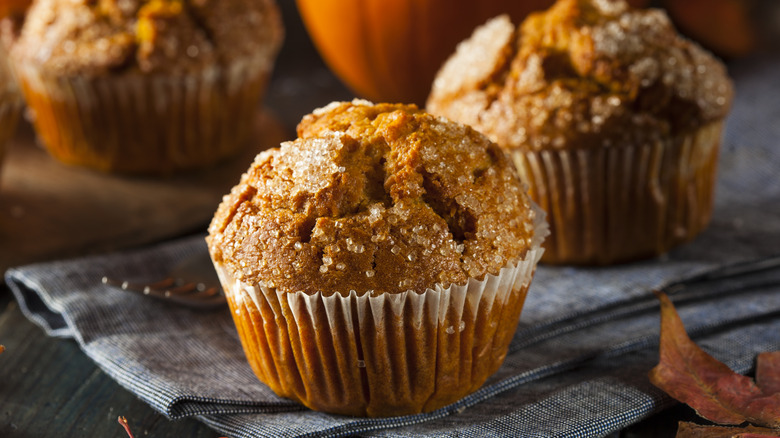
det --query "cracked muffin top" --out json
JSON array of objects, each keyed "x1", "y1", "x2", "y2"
[
  {"x1": 10, "y1": 0, "x2": 282, "y2": 75},
  {"x1": 426, "y1": 0, "x2": 734, "y2": 151},
  {"x1": 207, "y1": 100, "x2": 537, "y2": 296}
]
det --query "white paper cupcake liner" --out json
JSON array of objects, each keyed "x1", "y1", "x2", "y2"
[
  {"x1": 511, "y1": 122, "x2": 723, "y2": 265},
  {"x1": 215, "y1": 204, "x2": 547, "y2": 417},
  {"x1": 13, "y1": 57, "x2": 272, "y2": 173}
]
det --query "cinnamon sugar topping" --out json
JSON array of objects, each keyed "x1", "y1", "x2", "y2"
[
  {"x1": 208, "y1": 100, "x2": 537, "y2": 296},
  {"x1": 10, "y1": 0, "x2": 282, "y2": 75},
  {"x1": 427, "y1": 0, "x2": 734, "y2": 151}
]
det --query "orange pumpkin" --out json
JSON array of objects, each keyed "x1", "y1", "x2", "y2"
[
  {"x1": 0, "y1": 0, "x2": 32, "y2": 19},
  {"x1": 296, "y1": 0, "x2": 651, "y2": 106}
]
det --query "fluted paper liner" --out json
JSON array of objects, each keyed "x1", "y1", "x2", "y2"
[
  {"x1": 215, "y1": 205, "x2": 547, "y2": 417},
  {"x1": 512, "y1": 122, "x2": 723, "y2": 265},
  {"x1": 13, "y1": 58, "x2": 271, "y2": 173}
]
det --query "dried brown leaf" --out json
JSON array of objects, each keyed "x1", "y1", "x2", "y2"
[
  {"x1": 649, "y1": 291, "x2": 780, "y2": 429},
  {"x1": 676, "y1": 421, "x2": 780, "y2": 437},
  {"x1": 757, "y1": 352, "x2": 780, "y2": 395}
]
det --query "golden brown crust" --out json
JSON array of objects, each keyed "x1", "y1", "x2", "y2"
[
  {"x1": 426, "y1": 0, "x2": 734, "y2": 151},
  {"x1": 208, "y1": 100, "x2": 536, "y2": 296},
  {"x1": 10, "y1": 0, "x2": 283, "y2": 76}
]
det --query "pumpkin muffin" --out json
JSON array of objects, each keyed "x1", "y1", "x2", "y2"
[
  {"x1": 207, "y1": 100, "x2": 547, "y2": 417},
  {"x1": 427, "y1": 0, "x2": 733, "y2": 265},
  {"x1": 9, "y1": 0, "x2": 283, "y2": 174}
]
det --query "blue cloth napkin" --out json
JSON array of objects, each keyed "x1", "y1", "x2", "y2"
[{"x1": 6, "y1": 55, "x2": 780, "y2": 438}]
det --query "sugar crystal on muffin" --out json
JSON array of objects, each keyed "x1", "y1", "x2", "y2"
[{"x1": 209, "y1": 100, "x2": 538, "y2": 296}]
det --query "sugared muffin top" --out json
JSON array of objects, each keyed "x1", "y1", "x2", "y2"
[
  {"x1": 10, "y1": 0, "x2": 283, "y2": 75},
  {"x1": 426, "y1": 0, "x2": 734, "y2": 151},
  {"x1": 208, "y1": 100, "x2": 537, "y2": 296}
]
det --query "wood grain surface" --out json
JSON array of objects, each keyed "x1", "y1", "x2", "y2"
[
  {"x1": 0, "y1": 293, "x2": 219, "y2": 438},
  {"x1": 0, "y1": 111, "x2": 288, "y2": 274}
]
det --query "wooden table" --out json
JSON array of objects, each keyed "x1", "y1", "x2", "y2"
[{"x1": 0, "y1": 3, "x2": 692, "y2": 436}]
